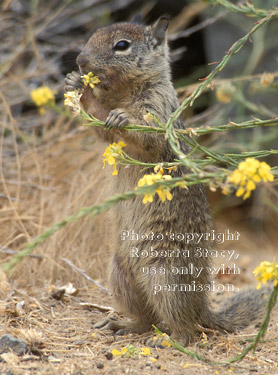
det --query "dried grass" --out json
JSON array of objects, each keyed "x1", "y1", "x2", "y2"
[{"x1": 0, "y1": 121, "x2": 112, "y2": 286}]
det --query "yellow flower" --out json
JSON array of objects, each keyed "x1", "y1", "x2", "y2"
[
  {"x1": 200, "y1": 332, "x2": 208, "y2": 344},
  {"x1": 235, "y1": 186, "x2": 246, "y2": 198},
  {"x1": 31, "y1": 86, "x2": 55, "y2": 114},
  {"x1": 31, "y1": 86, "x2": 55, "y2": 106},
  {"x1": 154, "y1": 164, "x2": 164, "y2": 174},
  {"x1": 224, "y1": 158, "x2": 274, "y2": 200},
  {"x1": 137, "y1": 171, "x2": 173, "y2": 204},
  {"x1": 137, "y1": 173, "x2": 161, "y2": 187},
  {"x1": 143, "y1": 112, "x2": 153, "y2": 123},
  {"x1": 258, "y1": 162, "x2": 274, "y2": 182},
  {"x1": 142, "y1": 193, "x2": 154, "y2": 204},
  {"x1": 166, "y1": 165, "x2": 178, "y2": 173},
  {"x1": 111, "y1": 347, "x2": 129, "y2": 357},
  {"x1": 140, "y1": 347, "x2": 151, "y2": 356},
  {"x1": 161, "y1": 340, "x2": 171, "y2": 347},
  {"x1": 253, "y1": 260, "x2": 278, "y2": 290},
  {"x1": 156, "y1": 188, "x2": 173, "y2": 203},
  {"x1": 176, "y1": 181, "x2": 186, "y2": 188},
  {"x1": 111, "y1": 349, "x2": 122, "y2": 357},
  {"x1": 103, "y1": 141, "x2": 126, "y2": 176},
  {"x1": 81, "y1": 72, "x2": 100, "y2": 89},
  {"x1": 260, "y1": 72, "x2": 274, "y2": 87},
  {"x1": 64, "y1": 90, "x2": 82, "y2": 114},
  {"x1": 112, "y1": 345, "x2": 151, "y2": 358}
]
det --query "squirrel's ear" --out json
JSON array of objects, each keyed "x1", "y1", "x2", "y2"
[
  {"x1": 150, "y1": 16, "x2": 169, "y2": 46},
  {"x1": 130, "y1": 14, "x2": 143, "y2": 24}
]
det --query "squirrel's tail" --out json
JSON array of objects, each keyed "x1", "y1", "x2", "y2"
[{"x1": 205, "y1": 287, "x2": 271, "y2": 333}]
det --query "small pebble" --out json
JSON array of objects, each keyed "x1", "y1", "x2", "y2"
[
  {"x1": 96, "y1": 362, "x2": 104, "y2": 369},
  {"x1": 0, "y1": 334, "x2": 28, "y2": 356},
  {"x1": 104, "y1": 351, "x2": 113, "y2": 360}
]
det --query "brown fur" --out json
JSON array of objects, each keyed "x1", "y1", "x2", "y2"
[{"x1": 65, "y1": 18, "x2": 270, "y2": 345}]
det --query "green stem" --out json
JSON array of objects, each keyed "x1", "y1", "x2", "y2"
[
  {"x1": 166, "y1": 11, "x2": 277, "y2": 126},
  {"x1": 85, "y1": 115, "x2": 278, "y2": 137},
  {"x1": 206, "y1": 0, "x2": 274, "y2": 18},
  {"x1": 1, "y1": 190, "x2": 134, "y2": 272},
  {"x1": 227, "y1": 284, "x2": 278, "y2": 363}
]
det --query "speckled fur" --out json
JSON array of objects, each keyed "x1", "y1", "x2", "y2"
[{"x1": 66, "y1": 18, "x2": 270, "y2": 345}]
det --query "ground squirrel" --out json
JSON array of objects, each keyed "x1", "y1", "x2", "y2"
[{"x1": 65, "y1": 16, "x2": 270, "y2": 345}]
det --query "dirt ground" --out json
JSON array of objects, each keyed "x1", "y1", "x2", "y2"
[{"x1": 1, "y1": 244, "x2": 278, "y2": 375}]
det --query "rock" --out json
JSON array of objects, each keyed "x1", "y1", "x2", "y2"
[
  {"x1": 104, "y1": 351, "x2": 113, "y2": 360},
  {"x1": 0, "y1": 334, "x2": 28, "y2": 356}
]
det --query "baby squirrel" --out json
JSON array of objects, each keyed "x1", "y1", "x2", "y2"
[{"x1": 65, "y1": 16, "x2": 269, "y2": 345}]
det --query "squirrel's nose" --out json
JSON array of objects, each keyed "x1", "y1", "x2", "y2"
[{"x1": 76, "y1": 53, "x2": 89, "y2": 69}]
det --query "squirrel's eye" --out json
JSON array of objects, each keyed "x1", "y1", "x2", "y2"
[{"x1": 113, "y1": 40, "x2": 131, "y2": 51}]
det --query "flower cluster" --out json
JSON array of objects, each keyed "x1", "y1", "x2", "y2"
[
  {"x1": 143, "y1": 112, "x2": 153, "y2": 123},
  {"x1": 81, "y1": 72, "x2": 100, "y2": 89},
  {"x1": 102, "y1": 141, "x2": 126, "y2": 175},
  {"x1": 200, "y1": 332, "x2": 208, "y2": 344},
  {"x1": 64, "y1": 72, "x2": 100, "y2": 113},
  {"x1": 153, "y1": 335, "x2": 171, "y2": 348},
  {"x1": 253, "y1": 260, "x2": 278, "y2": 290},
  {"x1": 224, "y1": 157, "x2": 274, "y2": 199},
  {"x1": 30, "y1": 86, "x2": 55, "y2": 114},
  {"x1": 111, "y1": 345, "x2": 156, "y2": 360},
  {"x1": 137, "y1": 170, "x2": 173, "y2": 204},
  {"x1": 64, "y1": 90, "x2": 82, "y2": 114}
]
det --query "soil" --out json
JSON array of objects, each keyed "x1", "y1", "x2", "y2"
[{"x1": 1, "y1": 251, "x2": 278, "y2": 375}]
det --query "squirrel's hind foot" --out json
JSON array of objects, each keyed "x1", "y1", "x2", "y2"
[
  {"x1": 94, "y1": 314, "x2": 152, "y2": 335},
  {"x1": 64, "y1": 71, "x2": 83, "y2": 92}
]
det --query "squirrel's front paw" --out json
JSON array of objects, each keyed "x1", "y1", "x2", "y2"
[
  {"x1": 64, "y1": 71, "x2": 83, "y2": 92},
  {"x1": 105, "y1": 109, "x2": 129, "y2": 129}
]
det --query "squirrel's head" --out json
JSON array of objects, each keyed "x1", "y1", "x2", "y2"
[{"x1": 76, "y1": 17, "x2": 170, "y2": 86}]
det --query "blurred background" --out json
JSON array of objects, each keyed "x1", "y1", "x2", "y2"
[{"x1": 0, "y1": 0, "x2": 277, "y2": 287}]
